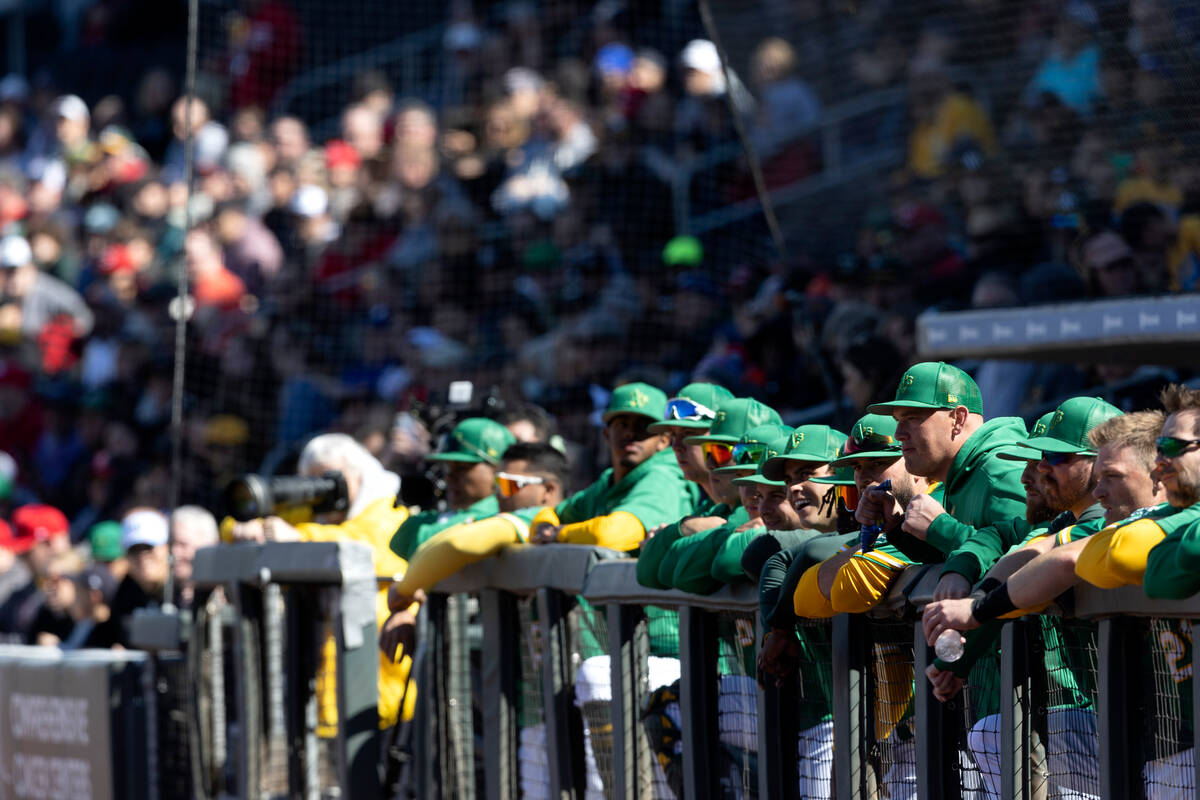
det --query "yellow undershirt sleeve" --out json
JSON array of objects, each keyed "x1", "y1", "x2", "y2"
[
  {"x1": 556, "y1": 510, "x2": 646, "y2": 551},
  {"x1": 392, "y1": 515, "x2": 526, "y2": 596},
  {"x1": 1075, "y1": 519, "x2": 1166, "y2": 589},
  {"x1": 831, "y1": 556, "x2": 902, "y2": 614},
  {"x1": 794, "y1": 562, "x2": 837, "y2": 619}
]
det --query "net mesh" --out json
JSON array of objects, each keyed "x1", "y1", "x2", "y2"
[
  {"x1": 1039, "y1": 616, "x2": 1100, "y2": 800},
  {"x1": 1145, "y1": 617, "x2": 1195, "y2": 799},
  {"x1": 794, "y1": 619, "x2": 834, "y2": 799},
  {"x1": 571, "y1": 598, "x2": 616, "y2": 799},
  {"x1": 863, "y1": 620, "x2": 917, "y2": 800},
  {"x1": 959, "y1": 636, "x2": 1000, "y2": 797},
  {"x1": 517, "y1": 595, "x2": 549, "y2": 800},
  {"x1": 716, "y1": 610, "x2": 758, "y2": 799}
]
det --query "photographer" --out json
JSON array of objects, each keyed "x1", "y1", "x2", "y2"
[{"x1": 228, "y1": 433, "x2": 414, "y2": 729}]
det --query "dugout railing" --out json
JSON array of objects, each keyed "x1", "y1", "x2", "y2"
[{"x1": 412, "y1": 544, "x2": 1200, "y2": 800}]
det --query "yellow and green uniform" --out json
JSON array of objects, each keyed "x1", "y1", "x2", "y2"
[
  {"x1": 1140, "y1": 503, "x2": 1200, "y2": 598},
  {"x1": 656, "y1": 506, "x2": 754, "y2": 594},
  {"x1": 1078, "y1": 503, "x2": 1196, "y2": 589},
  {"x1": 535, "y1": 448, "x2": 700, "y2": 551},
  {"x1": 636, "y1": 502, "x2": 736, "y2": 590},
  {"x1": 296, "y1": 496, "x2": 418, "y2": 730},
  {"x1": 389, "y1": 494, "x2": 500, "y2": 560},
  {"x1": 391, "y1": 506, "x2": 544, "y2": 597}
]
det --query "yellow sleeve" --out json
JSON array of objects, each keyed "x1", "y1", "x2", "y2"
[
  {"x1": 1075, "y1": 519, "x2": 1166, "y2": 589},
  {"x1": 530, "y1": 506, "x2": 560, "y2": 530},
  {"x1": 392, "y1": 515, "x2": 526, "y2": 596},
  {"x1": 296, "y1": 496, "x2": 411, "y2": 579},
  {"x1": 557, "y1": 510, "x2": 645, "y2": 551},
  {"x1": 794, "y1": 562, "x2": 837, "y2": 619},
  {"x1": 831, "y1": 552, "x2": 904, "y2": 614}
]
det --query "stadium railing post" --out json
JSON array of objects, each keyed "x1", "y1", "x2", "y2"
[
  {"x1": 999, "y1": 619, "x2": 1038, "y2": 800},
  {"x1": 537, "y1": 587, "x2": 586, "y2": 799},
  {"x1": 1097, "y1": 617, "x2": 1143, "y2": 799},
  {"x1": 757, "y1": 611, "x2": 800, "y2": 798},
  {"x1": 679, "y1": 604, "x2": 721, "y2": 800},
  {"x1": 833, "y1": 613, "x2": 867, "y2": 800},
  {"x1": 481, "y1": 588, "x2": 520, "y2": 800},
  {"x1": 334, "y1": 581, "x2": 384, "y2": 798},
  {"x1": 912, "y1": 620, "x2": 961, "y2": 800},
  {"x1": 607, "y1": 602, "x2": 644, "y2": 800},
  {"x1": 230, "y1": 580, "x2": 264, "y2": 800}
]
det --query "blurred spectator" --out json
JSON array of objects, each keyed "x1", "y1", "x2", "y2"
[
  {"x1": 169, "y1": 505, "x2": 219, "y2": 607},
  {"x1": 1076, "y1": 229, "x2": 1144, "y2": 297},
  {"x1": 906, "y1": 58, "x2": 995, "y2": 179},
  {"x1": 1023, "y1": 3, "x2": 1103, "y2": 115},
  {"x1": 749, "y1": 37, "x2": 821, "y2": 154},
  {"x1": 0, "y1": 504, "x2": 70, "y2": 644},
  {"x1": 185, "y1": 227, "x2": 246, "y2": 310},
  {"x1": 0, "y1": 234, "x2": 94, "y2": 344},
  {"x1": 91, "y1": 507, "x2": 169, "y2": 648}
]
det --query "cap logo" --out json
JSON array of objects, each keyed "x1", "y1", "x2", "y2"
[
  {"x1": 1051, "y1": 410, "x2": 1065, "y2": 429},
  {"x1": 900, "y1": 374, "x2": 915, "y2": 394},
  {"x1": 716, "y1": 411, "x2": 726, "y2": 423},
  {"x1": 1032, "y1": 422, "x2": 1047, "y2": 436},
  {"x1": 791, "y1": 431, "x2": 805, "y2": 446},
  {"x1": 627, "y1": 388, "x2": 650, "y2": 409},
  {"x1": 947, "y1": 394, "x2": 958, "y2": 404},
  {"x1": 862, "y1": 427, "x2": 873, "y2": 437}
]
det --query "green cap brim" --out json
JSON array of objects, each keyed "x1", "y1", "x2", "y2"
[
  {"x1": 1021, "y1": 436, "x2": 1096, "y2": 456},
  {"x1": 427, "y1": 452, "x2": 493, "y2": 464},
  {"x1": 995, "y1": 445, "x2": 1043, "y2": 462},
  {"x1": 809, "y1": 476, "x2": 855, "y2": 485},
  {"x1": 602, "y1": 410, "x2": 660, "y2": 424},
  {"x1": 866, "y1": 399, "x2": 949, "y2": 414},
  {"x1": 712, "y1": 464, "x2": 757, "y2": 475},
  {"x1": 830, "y1": 449, "x2": 902, "y2": 467},
  {"x1": 732, "y1": 474, "x2": 785, "y2": 487},
  {"x1": 760, "y1": 454, "x2": 827, "y2": 482},
  {"x1": 682, "y1": 433, "x2": 739, "y2": 446},
  {"x1": 647, "y1": 419, "x2": 711, "y2": 433}
]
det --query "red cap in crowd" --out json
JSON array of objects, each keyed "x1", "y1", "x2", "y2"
[
  {"x1": 4, "y1": 504, "x2": 69, "y2": 554},
  {"x1": 325, "y1": 139, "x2": 361, "y2": 171}
]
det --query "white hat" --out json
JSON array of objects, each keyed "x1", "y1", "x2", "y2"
[
  {"x1": 121, "y1": 509, "x2": 169, "y2": 550},
  {"x1": 0, "y1": 236, "x2": 32, "y2": 269},
  {"x1": 290, "y1": 183, "x2": 328, "y2": 218},
  {"x1": 52, "y1": 94, "x2": 89, "y2": 122},
  {"x1": 680, "y1": 39, "x2": 721, "y2": 75}
]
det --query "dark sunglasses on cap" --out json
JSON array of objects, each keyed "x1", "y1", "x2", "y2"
[
  {"x1": 1040, "y1": 451, "x2": 1079, "y2": 467},
  {"x1": 495, "y1": 472, "x2": 546, "y2": 497},
  {"x1": 1157, "y1": 436, "x2": 1200, "y2": 459},
  {"x1": 730, "y1": 442, "x2": 767, "y2": 466},
  {"x1": 701, "y1": 442, "x2": 733, "y2": 467},
  {"x1": 665, "y1": 398, "x2": 718, "y2": 422}
]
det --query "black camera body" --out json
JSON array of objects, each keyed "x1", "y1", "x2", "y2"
[{"x1": 223, "y1": 471, "x2": 350, "y2": 522}]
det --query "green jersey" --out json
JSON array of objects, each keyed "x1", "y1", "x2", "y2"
[
  {"x1": 389, "y1": 495, "x2": 500, "y2": 560},
  {"x1": 555, "y1": 448, "x2": 701, "y2": 532}
]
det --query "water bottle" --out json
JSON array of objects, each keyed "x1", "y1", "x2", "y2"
[{"x1": 934, "y1": 629, "x2": 965, "y2": 662}]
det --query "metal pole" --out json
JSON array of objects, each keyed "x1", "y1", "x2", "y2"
[{"x1": 679, "y1": 606, "x2": 720, "y2": 800}]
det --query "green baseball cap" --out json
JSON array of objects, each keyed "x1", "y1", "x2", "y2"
[
  {"x1": 712, "y1": 423, "x2": 792, "y2": 475},
  {"x1": 1021, "y1": 397, "x2": 1123, "y2": 456},
  {"x1": 761, "y1": 425, "x2": 848, "y2": 481},
  {"x1": 602, "y1": 382, "x2": 668, "y2": 424},
  {"x1": 732, "y1": 458, "x2": 786, "y2": 488},
  {"x1": 89, "y1": 520, "x2": 124, "y2": 562},
  {"x1": 647, "y1": 382, "x2": 735, "y2": 433},
  {"x1": 427, "y1": 417, "x2": 516, "y2": 465},
  {"x1": 683, "y1": 398, "x2": 783, "y2": 445},
  {"x1": 810, "y1": 446, "x2": 856, "y2": 486},
  {"x1": 868, "y1": 361, "x2": 983, "y2": 416},
  {"x1": 997, "y1": 411, "x2": 1057, "y2": 461},
  {"x1": 830, "y1": 414, "x2": 902, "y2": 466}
]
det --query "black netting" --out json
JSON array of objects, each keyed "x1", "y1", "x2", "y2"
[
  {"x1": 864, "y1": 620, "x2": 917, "y2": 800},
  {"x1": 794, "y1": 619, "x2": 834, "y2": 799},
  {"x1": 716, "y1": 610, "x2": 758, "y2": 799},
  {"x1": 517, "y1": 595, "x2": 549, "y2": 800},
  {"x1": 1144, "y1": 617, "x2": 1195, "y2": 799},
  {"x1": 571, "y1": 599, "x2": 616, "y2": 798},
  {"x1": 1039, "y1": 616, "x2": 1100, "y2": 800}
]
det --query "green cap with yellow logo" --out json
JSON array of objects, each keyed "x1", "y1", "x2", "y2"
[
  {"x1": 647, "y1": 382, "x2": 734, "y2": 433},
  {"x1": 810, "y1": 446, "x2": 856, "y2": 486},
  {"x1": 1012, "y1": 397, "x2": 1123, "y2": 457},
  {"x1": 732, "y1": 457, "x2": 787, "y2": 488},
  {"x1": 602, "y1": 382, "x2": 668, "y2": 424},
  {"x1": 761, "y1": 425, "x2": 848, "y2": 481},
  {"x1": 712, "y1": 423, "x2": 792, "y2": 475},
  {"x1": 867, "y1": 361, "x2": 983, "y2": 416},
  {"x1": 830, "y1": 414, "x2": 902, "y2": 466},
  {"x1": 997, "y1": 411, "x2": 1057, "y2": 461},
  {"x1": 683, "y1": 398, "x2": 783, "y2": 445},
  {"x1": 427, "y1": 417, "x2": 516, "y2": 465}
]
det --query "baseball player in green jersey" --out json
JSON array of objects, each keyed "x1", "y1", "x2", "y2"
[
  {"x1": 646, "y1": 382, "x2": 736, "y2": 512},
  {"x1": 922, "y1": 397, "x2": 1124, "y2": 800},
  {"x1": 857, "y1": 361, "x2": 1028, "y2": 575},
  {"x1": 388, "y1": 417, "x2": 516, "y2": 560},
  {"x1": 529, "y1": 382, "x2": 701, "y2": 549}
]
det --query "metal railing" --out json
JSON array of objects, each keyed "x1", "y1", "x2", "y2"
[{"x1": 411, "y1": 545, "x2": 1200, "y2": 800}]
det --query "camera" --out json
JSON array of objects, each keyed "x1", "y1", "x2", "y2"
[{"x1": 223, "y1": 472, "x2": 350, "y2": 522}]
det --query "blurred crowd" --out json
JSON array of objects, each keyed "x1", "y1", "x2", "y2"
[{"x1": 0, "y1": 0, "x2": 1199, "y2": 645}]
